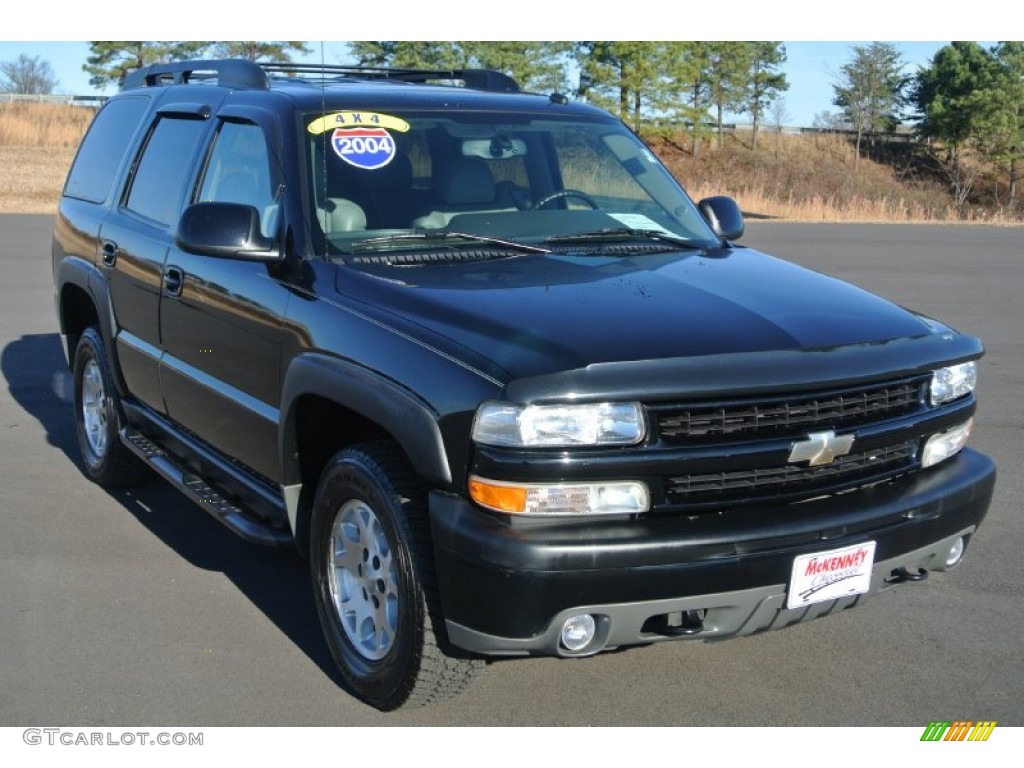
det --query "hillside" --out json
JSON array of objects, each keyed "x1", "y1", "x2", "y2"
[{"x1": 0, "y1": 102, "x2": 1015, "y2": 222}]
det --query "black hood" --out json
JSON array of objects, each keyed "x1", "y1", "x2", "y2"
[{"x1": 337, "y1": 246, "x2": 937, "y2": 381}]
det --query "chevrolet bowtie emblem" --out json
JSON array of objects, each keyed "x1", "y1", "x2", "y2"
[{"x1": 787, "y1": 430, "x2": 855, "y2": 466}]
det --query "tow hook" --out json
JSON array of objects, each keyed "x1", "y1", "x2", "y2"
[{"x1": 887, "y1": 566, "x2": 929, "y2": 584}]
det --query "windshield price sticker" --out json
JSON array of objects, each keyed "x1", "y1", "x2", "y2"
[{"x1": 787, "y1": 541, "x2": 876, "y2": 609}]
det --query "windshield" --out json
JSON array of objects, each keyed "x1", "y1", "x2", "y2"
[{"x1": 304, "y1": 109, "x2": 719, "y2": 254}]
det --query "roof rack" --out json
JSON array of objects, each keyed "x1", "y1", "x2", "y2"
[
  {"x1": 259, "y1": 63, "x2": 519, "y2": 93},
  {"x1": 121, "y1": 59, "x2": 269, "y2": 91},
  {"x1": 121, "y1": 59, "x2": 521, "y2": 95}
]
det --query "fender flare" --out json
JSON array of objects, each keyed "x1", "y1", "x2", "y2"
[
  {"x1": 279, "y1": 353, "x2": 453, "y2": 490},
  {"x1": 56, "y1": 256, "x2": 127, "y2": 394}
]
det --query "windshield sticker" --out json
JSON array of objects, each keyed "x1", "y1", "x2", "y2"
[
  {"x1": 307, "y1": 111, "x2": 410, "y2": 135},
  {"x1": 331, "y1": 126, "x2": 397, "y2": 170},
  {"x1": 608, "y1": 213, "x2": 681, "y2": 237}
]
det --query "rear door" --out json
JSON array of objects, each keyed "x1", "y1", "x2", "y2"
[{"x1": 100, "y1": 106, "x2": 213, "y2": 410}]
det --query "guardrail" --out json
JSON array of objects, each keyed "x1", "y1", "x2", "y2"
[{"x1": 1, "y1": 93, "x2": 108, "y2": 106}]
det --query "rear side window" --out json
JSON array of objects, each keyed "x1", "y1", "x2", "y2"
[
  {"x1": 64, "y1": 97, "x2": 150, "y2": 204},
  {"x1": 125, "y1": 116, "x2": 208, "y2": 227}
]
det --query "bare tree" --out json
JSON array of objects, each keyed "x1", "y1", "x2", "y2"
[
  {"x1": 0, "y1": 54, "x2": 59, "y2": 95},
  {"x1": 770, "y1": 99, "x2": 790, "y2": 133}
]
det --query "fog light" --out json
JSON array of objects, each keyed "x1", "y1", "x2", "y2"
[
  {"x1": 945, "y1": 536, "x2": 966, "y2": 568},
  {"x1": 921, "y1": 419, "x2": 973, "y2": 468},
  {"x1": 560, "y1": 614, "x2": 596, "y2": 652}
]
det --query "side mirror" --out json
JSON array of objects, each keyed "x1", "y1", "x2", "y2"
[
  {"x1": 175, "y1": 202, "x2": 281, "y2": 262},
  {"x1": 698, "y1": 196, "x2": 744, "y2": 241}
]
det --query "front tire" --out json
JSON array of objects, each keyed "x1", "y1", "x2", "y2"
[
  {"x1": 309, "y1": 442, "x2": 482, "y2": 710},
  {"x1": 72, "y1": 327, "x2": 149, "y2": 487}
]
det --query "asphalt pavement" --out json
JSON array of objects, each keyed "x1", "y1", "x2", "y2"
[{"x1": 1, "y1": 215, "x2": 1021, "y2": 727}]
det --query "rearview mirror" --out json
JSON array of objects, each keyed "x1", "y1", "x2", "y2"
[
  {"x1": 175, "y1": 202, "x2": 281, "y2": 262},
  {"x1": 462, "y1": 137, "x2": 527, "y2": 160}
]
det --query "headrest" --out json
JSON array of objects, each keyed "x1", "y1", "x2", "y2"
[
  {"x1": 319, "y1": 197, "x2": 367, "y2": 233},
  {"x1": 438, "y1": 158, "x2": 495, "y2": 205}
]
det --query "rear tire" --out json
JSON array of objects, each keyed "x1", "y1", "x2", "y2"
[
  {"x1": 72, "y1": 327, "x2": 150, "y2": 488},
  {"x1": 309, "y1": 441, "x2": 482, "y2": 710}
]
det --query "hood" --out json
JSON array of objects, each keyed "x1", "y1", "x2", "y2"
[{"x1": 336, "y1": 246, "x2": 936, "y2": 380}]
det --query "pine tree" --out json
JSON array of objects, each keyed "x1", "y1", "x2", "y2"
[
  {"x1": 211, "y1": 42, "x2": 311, "y2": 63},
  {"x1": 988, "y1": 42, "x2": 1024, "y2": 208},
  {"x1": 743, "y1": 42, "x2": 788, "y2": 150},
  {"x1": 914, "y1": 41, "x2": 998, "y2": 211},
  {"x1": 349, "y1": 42, "x2": 570, "y2": 93},
  {"x1": 83, "y1": 42, "x2": 210, "y2": 88},
  {"x1": 832, "y1": 42, "x2": 908, "y2": 170}
]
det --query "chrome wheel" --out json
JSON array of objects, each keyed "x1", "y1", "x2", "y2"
[
  {"x1": 80, "y1": 358, "x2": 108, "y2": 459},
  {"x1": 328, "y1": 499, "x2": 399, "y2": 661}
]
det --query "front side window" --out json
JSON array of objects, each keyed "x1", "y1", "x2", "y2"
[
  {"x1": 196, "y1": 121, "x2": 280, "y2": 237},
  {"x1": 125, "y1": 116, "x2": 208, "y2": 227},
  {"x1": 304, "y1": 109, "x2": 718, "y2": 254}
]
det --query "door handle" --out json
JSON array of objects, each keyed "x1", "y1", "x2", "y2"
[
  {"x1": 163, "y1": 266, "x2": 184, "y2": 297},
  {"x1": 101, "y1": 240, "x2": 118, "y2": 266}
]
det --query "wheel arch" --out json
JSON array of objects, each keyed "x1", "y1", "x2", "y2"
[
  {"x1": 56, "y1": 257, "x2": 116, "y2": 369},
  {"x1": 280, "y1": 354, "x2": 452, "y2": 554}
]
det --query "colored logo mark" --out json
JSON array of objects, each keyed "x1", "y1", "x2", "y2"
[
  {"x1": 920, "y1": 721, "x2": 997, "y2": 741},
  {"x1": 331, "y1": 127, "x2": 396, "y2": 170}
]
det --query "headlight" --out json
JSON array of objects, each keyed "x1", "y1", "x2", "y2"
[
  {"x1": 930, "y1": 361, "x2": 977, "y2": 406},
  {"x1": 472, "y1": 401, "x2": 645, "y2": 448}
]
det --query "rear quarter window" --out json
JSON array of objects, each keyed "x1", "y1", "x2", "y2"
[{"x1": 64, "y1": 97, "x2": 150, "y2": 204}]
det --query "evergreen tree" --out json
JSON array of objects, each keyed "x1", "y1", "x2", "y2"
[
  {"x1": 743, "y1": 42, "x2": 788, "y2": 150},
  {"x1": 988, "y1": 42, "x2": 1024, "y2": 207},
  {"x1": 832, "y1": 42, "x2": 908, "y2": 169},
  {"x1": 83, "y1": 42, "x2": 210, "y2": 88},
  {"x1": 575, "y1": 41, "x2": 663, "y2": 130},
  {"x1": 211, "y1": 42, "x2": 311, "y2": 62},
  {"x1": 349, "y1": 41, "x2": 570, "y2": 94},
  {"x1": 705, "y1": 42, "x2": 751, "y2": 147},
  {"x1": 913, "y1": 41, "x2": 998, "y2": 210}
]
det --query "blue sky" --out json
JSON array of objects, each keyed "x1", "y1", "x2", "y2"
[{"x1": 1, "y1": 2, "x2": 1002, "y2": 127}]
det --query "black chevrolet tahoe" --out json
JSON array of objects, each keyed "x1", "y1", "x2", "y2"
[{"x1": 52, "y1": 59, "x2": 996, "y2": 711}]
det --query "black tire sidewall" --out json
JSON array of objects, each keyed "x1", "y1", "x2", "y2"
[
  {"x1": 310, "y1": 449, "x2": 425, "y2": 709},
  {"x1": 72, "y1": 328, "x2": 122, "y2": 481}
]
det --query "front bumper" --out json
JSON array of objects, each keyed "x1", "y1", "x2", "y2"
[{"x1": 428, "y1": 448, "x2": 995, "y2": 656}]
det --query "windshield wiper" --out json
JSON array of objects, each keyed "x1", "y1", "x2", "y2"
[
  {"x1": 545, "y1": 227, "x2": 706, "y2": 251},
  {"x1": 351, "y1": 230, "x2": 549, "y2": 254}
]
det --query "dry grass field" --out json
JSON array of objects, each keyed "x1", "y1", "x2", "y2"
[
  {"x1": 0, "y1": 102, "x2": 1016, "y2": 222},
  {"x1": 0, "y1": 104, "x2": 94, "y2": 213},
  {"x1": 652, "y1": 131, "x2": 1009, "y2": 224}
]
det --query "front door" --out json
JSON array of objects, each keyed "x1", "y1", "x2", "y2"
[{"x1": 158, "y1": 119, "x2": 289, "y2": 481}]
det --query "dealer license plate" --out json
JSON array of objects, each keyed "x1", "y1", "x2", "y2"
[{"x1": 787, "y1": 541, "x2": 877, "y2": 609}]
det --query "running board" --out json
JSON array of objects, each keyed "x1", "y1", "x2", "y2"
[{"x1": 121, "y1": 428, "x2": 293, "y2": 548}]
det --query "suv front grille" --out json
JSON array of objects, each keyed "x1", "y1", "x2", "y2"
[
  {"x1": 664, "y1": 440, "x2": 918, "y2": 507},
  {"x1": 654, "y1": 377, "x2": 926, "y2": 443}
]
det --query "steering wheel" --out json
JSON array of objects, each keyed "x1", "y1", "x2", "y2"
[{"x1": 531, "y1": 189, "x2": 600, "y2": 210}]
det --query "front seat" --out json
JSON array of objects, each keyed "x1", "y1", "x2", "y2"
[
  {"x1": 318, "y1": 198, "x2": 367, "y2": 234},
  {"x1": 412, "y1": 158, "x2": 516, "y2": 229}
]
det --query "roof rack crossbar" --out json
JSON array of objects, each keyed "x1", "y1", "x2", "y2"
[
  {"x1": 121, "y1": 60, "x2": 270, "y2": 91},
  {"x1": 259, "y1": 63, "x2": 519, "y2": 93}
]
